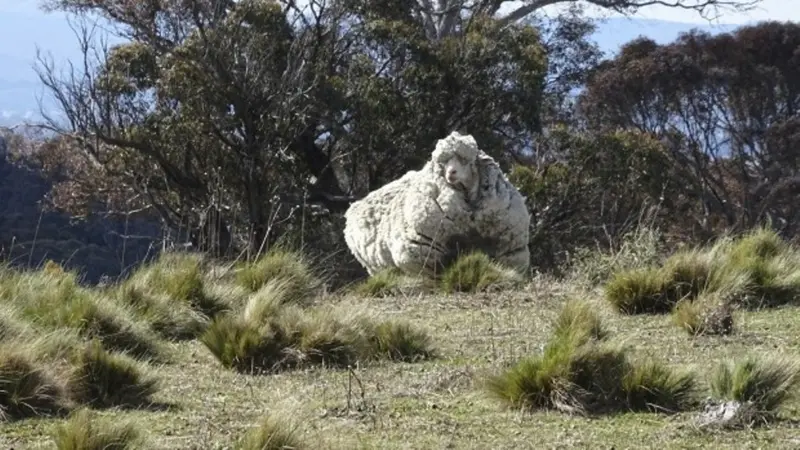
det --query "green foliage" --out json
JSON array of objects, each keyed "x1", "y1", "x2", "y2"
[
  {"x1": 236, "y1": 249, "x2": 321, "y2": 304},
  {"x1": 671, "y1": 292, "x2": 734, "y2": 336},
  {"x1": 52, "y1": 408, "x2": 144, "y2": 450},
  {"x1": 710, "y1": 355, "x2": 800, "y2": 417},
  {"x1": 486, "y1": 300, "x2": 697, "y2": 415},
  {"x1": 67, "y1": 341, "x2": 159, "y2": 409},
  {"x1": 0, "y1": 348, "x2": 67, "y2": 421},
  {"x1": 440, "y1": 251, "x2": 524, "y2": 293},
  {"x1": 234, "y1": 415, "x2": 305, "y2": 450}
]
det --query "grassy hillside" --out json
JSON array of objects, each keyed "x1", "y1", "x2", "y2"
[{"x1": 1, "y1": 229, "x2": 800, "y2": 449}]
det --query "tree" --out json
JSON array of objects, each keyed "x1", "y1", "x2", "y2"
[{"x1": 579, "y1": 21, "x2": 800, "y2": 238}]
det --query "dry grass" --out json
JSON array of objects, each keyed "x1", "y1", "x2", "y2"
[{"x1": 3, "y1": 240, "x2": 800, "y2": 448}]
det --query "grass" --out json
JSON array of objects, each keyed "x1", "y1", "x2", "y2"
[
  {"x1": 235, "y1": 248, "x2": 321, "y2": 304},
  {"x1": 52, "y1": 408, "x2": 144, "y2": 450},
  {"x1": 605, "y1": 227, "x2": 800, "y2": 317},
  {"x1": 439, "y1": 251, "x2": 524, "y2": 293},
  {"x1": 0, "y1": 347, "x2": 67, "y2": 421},
  {"x1": 5, "y1": 235, "x2": 800, "y2": 448},
  {"x1": 200, "y1": 303, "x2": 434, "y2": 373},
  {"x1": 710, "y1": 355, "x2": 800, "y2": 421},
  {"x1": 66, "y1": 340, "x2": 159, "y2": 409},
  {"x1": 234, "y1": 415, "x2": 306, "y2": 450},
  {"x1": 485, "y1": 300, "x2": 698, "y2": 415}
]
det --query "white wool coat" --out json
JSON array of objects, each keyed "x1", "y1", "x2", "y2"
[{"x1": 344, "y1": 143, "x2": 530, "y2": 277}]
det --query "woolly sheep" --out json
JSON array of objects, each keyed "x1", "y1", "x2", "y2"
[{"x1": 343, "y1": 131, "x2": 531, "y2": 277}]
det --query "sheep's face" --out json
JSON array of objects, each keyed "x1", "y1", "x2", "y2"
[{"x1": 437, "y1": 155, "x2": 478, "y2": 192}]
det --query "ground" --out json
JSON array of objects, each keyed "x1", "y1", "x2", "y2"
[{"x1": 2, "y1": 276, "x2": 799, "y2": 449}]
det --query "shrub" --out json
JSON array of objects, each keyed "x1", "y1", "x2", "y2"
[
  {"x1": 235, "y1": 249, "x2": 321, "y2": 304},
  {"x1": 67, "y1": 340, "x2": 159, "y2": 409},
  {"x1": 710, "y1": 355, "x2": 800, "y2": 419},
  {"x1": 52, "y1": 408, "x2": 144, "y2": 450},
  {"x1": 440, "y1": 251, "x2": 523, "y2": 293},
  {"x1": 234, "y1": 415, "x2": 305, "y2": 450},
  {"x1": 0, "y1": 349, "x2": 68, "y2": 421}
]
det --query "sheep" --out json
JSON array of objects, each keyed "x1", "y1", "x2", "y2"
[{"x1": 343, "y1": 131, "x2": 531, "y2": 278}]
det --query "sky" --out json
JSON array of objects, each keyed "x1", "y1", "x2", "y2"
[{"x1": 0, "y1": 0, "x2": 797, "y2": 124}]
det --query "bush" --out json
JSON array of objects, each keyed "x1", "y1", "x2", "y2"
[
  {"x1": 440, "y1": 251, "x2": 524, "y2": 293},
  {"x1": 52, "y1": 408, "x2": 144, "y2": 450},
  {"x1": 235, "y1": 249, "x2": 321, "y2": 304},
  {"x1": 486, "y1": 300, "x2": 697, "y2": 415},
  {"x1": 234, "y1": 415, "x2": 305, "y2": 450},
  {"x1": 67, "y1": 340, "x2": 159, "y2": 409},
  {"x1": 0, "y1": 348, "x2": 68, "y2": 421},
  {"x1": 710, "y1": 355, "x2": 800, "y2": 419}
]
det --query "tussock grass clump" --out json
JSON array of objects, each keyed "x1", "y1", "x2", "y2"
[
  {"x1": 368, "y1": 320, "x2": 435, "y2": 362},
  {"x1": 202, "y1": 304, "x2": 434, "y2": 373},
  {"x1": 2, "y1": 271, "x2": 163, "y2": 360},
  {"x1": 234, "y1": 415, "x2": 305, "y2": 450},
  {"x1": 352, "y1": 269, "x2": 405, "y2": 297},
  {"x1": 0, "y1": 348, "x2": 68, "y2": 421},
  {"x1": 606, "y1": 226, "x2": 800, "y2": 316},
  {"x1": 570, "y1": 225, "x2": 664, "y2": 285},
  {"x1": 123, "y1": 251, "x2": 230, "y2": 320},
  {"x1": 604, "y1": 267, "x2": 671, "y2": 314},
  {"x1": 67, "y1": 340, "x2": 159, "y2": 409},
  {"x1": 440, "y1": 251, "x2": 524, "y2": 293},
  {"x1": 710, "y1": 355, "x2": 800, "y2": 420},
  {"x1": 235, "y1": 248, "x2": 322, "y2": 304},
  {"x1": 622, "y1": 359, "x2": 699, "y2": 413},
  {"x1": 486, "y1": 300, "x2": 698, "y2": 415},
  {"x1": 116, "y1": 285, "x2": 207, "y2": 340},
  {"x1": 672, "y1": 292, "x2": 734, "y2": 336},
  {"x1": 52, "y1": 408, "x2": 145, "y2": 450}
]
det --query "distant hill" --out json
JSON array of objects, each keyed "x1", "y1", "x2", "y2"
[{"x1": 0, "y1": 8, "x2": 745, "y2": 127}]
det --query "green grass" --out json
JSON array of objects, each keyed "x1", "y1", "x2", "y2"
[
  {"x1": 235, "y1": 248, "x2": 321, "y2": 304},
  {"x1": 710, "y1": 355, "x2": 800, "y2": 420},
  {"x1": 439, "y1": 251, "x2": 524, "y2": 293},
  {"x1": 5, "y1": 239, "x2": 800, "y2": 448},
  {"x1": 351, "y1": 269, "x2": 406, "y2": 297},
  {"x1": 66, "y1": 340, "x2": 159, "y2": 409},
  {"x1": 605, "y1": 228, "x2": 800, "y2": 317},
  {"x1": 486, "y1": 300, "x2": 698, "y2": 415},
  {"x1": 0, "y1": 347, "x2": 68, "y2": 421},
  {"x1": 234, "y1": 415, "x2": 305, "y2": 450},
  {"x1": 52, "y1": 408, "x2": 144, "y2": 450}
]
